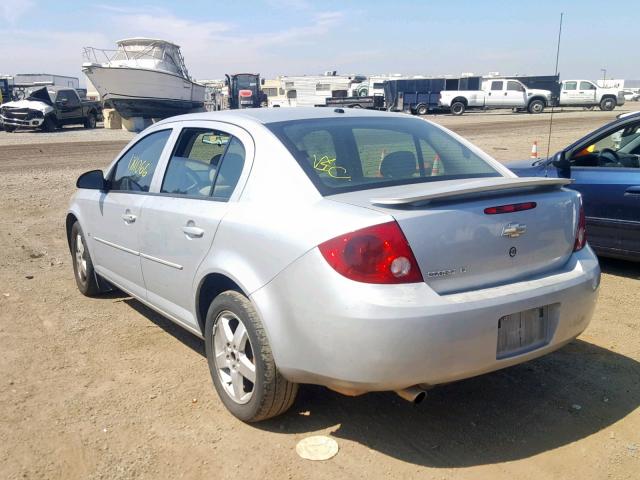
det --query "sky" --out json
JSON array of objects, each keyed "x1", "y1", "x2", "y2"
[{"x1": 0, "y1": 0, "x2": 637, "y2": 84}]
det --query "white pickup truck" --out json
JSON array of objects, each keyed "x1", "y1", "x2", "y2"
[
  {"x1": 559, "y1": 79, "x2": 625, "y2": 110},
  {"x1": 439, "y1": 79, "x2": 552, "y2": 115}
]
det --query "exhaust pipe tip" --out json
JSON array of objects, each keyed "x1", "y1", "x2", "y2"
[{"x1": 395, "y1": 386, "x2": 427, "y2": 404}]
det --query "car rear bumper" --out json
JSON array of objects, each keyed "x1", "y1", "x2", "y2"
[{"x1": 251, "y1": 246, "x2": 600, "y2": 392}]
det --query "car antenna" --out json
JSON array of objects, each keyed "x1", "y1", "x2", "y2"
[{"x1": 543, "y1": 12, "x2": 564, "y2": 169}]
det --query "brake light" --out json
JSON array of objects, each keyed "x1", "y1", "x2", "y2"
[
  {"x1": 318, "y1": 221, "x2": 423, "y2": 284},
  {"x1": 484, "y1": 202, "x2": 537, "y2": 214},
  {"x1": 239, "y1": 89, "x2": 253, "y2": 98},
  {"x1": 574, "y1": 198, "x2": 587, "y2": 251}
]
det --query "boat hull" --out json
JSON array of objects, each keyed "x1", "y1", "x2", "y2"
[{"x1": 83, "y1": 64, "x2": 205, "y2": 119}]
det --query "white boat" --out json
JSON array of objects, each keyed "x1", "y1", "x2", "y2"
[{"x1": 82, "y1": 38, "x2": 205, "y2": 119}]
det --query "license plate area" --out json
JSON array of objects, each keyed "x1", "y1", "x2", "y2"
[{"x1": 497, "y1": 306, "x2": 550, "y2": 359}]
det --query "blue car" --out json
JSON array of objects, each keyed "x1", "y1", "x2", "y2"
[{"x1": 508, "y1": 112, "x2": 640, "y2": 261}]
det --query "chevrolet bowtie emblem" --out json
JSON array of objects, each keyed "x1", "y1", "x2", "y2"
[{"x1": 502, "y1": 223, "x2": 527, "y2": 238}]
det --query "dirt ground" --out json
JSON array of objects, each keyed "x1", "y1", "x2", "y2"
[{"x1": 1, "y1": 108, "x2": 638, "y2": 480}]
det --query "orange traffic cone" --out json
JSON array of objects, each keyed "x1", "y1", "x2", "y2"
[
  {"x1": 431, "y1": 154, "x2": 443, "y2": 176},
  {"x1": 530, "y1": 140, "x2": 538, "y2": 159}
]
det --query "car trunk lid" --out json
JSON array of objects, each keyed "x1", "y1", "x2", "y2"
[{"x1": 328, "y1": 177, "x2": 579, "y2": 294}]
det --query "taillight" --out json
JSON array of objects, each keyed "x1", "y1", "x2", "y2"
[
  {"x1": 574, "y1": 198, "x2": 587, "y2": 251},
  {"x1": 318, "y1": 221, "x2": 423, "y2": 284}
]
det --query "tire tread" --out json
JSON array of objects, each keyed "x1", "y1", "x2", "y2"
[{"x1": 206, "y1": 290, "x2": 298, "y2": 422}]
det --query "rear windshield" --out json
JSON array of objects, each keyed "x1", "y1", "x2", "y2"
[{"x1": 267, "y1": 117, "x2": 500, "y2": 195}]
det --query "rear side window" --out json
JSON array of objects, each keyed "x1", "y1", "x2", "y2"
[
  {"x1": 161, "y1": 128, "x2": 245, "y2": 200},
  {"x1": 161, "y1": 128, "x2": 230, "y2": 197},
  {"x1": 111, "y1": 129, "x2": 171, "y2": 192},
  {"x1": 564, "y1": 81, "x2": 577, "y2": 90},
  {"x1": 212, "y1": 138, "x2": 246, "y2": 201},
  {"x1": 267, "y1": 117, "x2": 499, "y2": 195},
  {"x1": 490, "y1": 81, "x2": 503, "y2": 91}
]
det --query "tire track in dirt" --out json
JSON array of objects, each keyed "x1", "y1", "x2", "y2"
[{"x1": 0, "y1": 140, "x2": 128, "y2": 172}]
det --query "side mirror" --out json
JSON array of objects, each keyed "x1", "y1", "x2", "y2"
[
  {"x1": 76, "y1": 169, "x2": 107, "y2": 190},
  {"x1": 552, "y1": 151, "x2": 571, "y2": 178}
]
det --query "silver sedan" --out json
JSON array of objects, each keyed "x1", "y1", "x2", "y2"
[{"x1": 67, "y1": 108, "x2": 600, "y2": 421}]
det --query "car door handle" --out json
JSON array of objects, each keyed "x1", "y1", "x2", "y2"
[
  {"x1": 504, "y1": 92, "x2": 508, "y2": 95},
  {"x1": 182, "y1": 226, "x2": 204, "y2": 238},
  {"x1": 624, "y1": 186, "x2": 640, "y2": 196},
  {"x1": 121, "y1": 213, "x2": 136, "y2": 223}
]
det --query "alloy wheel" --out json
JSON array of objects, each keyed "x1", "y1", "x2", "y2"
[
  {"x1": 75, "y1": 234, "x2": 88, "y2": 282},
  {"x1": 213, "y1": 311, "x2": 256, "y2": 404}
]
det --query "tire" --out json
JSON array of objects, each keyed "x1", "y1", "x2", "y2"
[
  {"x1": 583, "y1": 105, "x2": 595, "y2": 111},
  {"x1": 42, "y1": 116, "x2": 57, "y2": 132},
  {"x1": 84, "y1": 113, "x2": 97, "y2": 129},
  {"x1": 599, "y1": 97, "x2": 616, "y2": 111},
  {"x1": 528, "y1": 99, "x2": 545, "y2": 114},
  {"x1": 350, "y1": 104, "x2": 362, "y2": 109},
  {"x1": 416, "y1": 104, "x2": 428, "y2": 116},
  {"x1": 450, "y1": 101, "x2": 466, "y2": 115},
  {"x1": 4, "y1": 125, "x2": 16, "y2": 132},
  {"x1": 70, "y1": 222, "x2": 101, "y2": 296},
  {"x1": 205, "y1": 290, "x2": 298, "y2": 422}
]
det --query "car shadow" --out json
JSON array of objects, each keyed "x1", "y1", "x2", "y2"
[
  {"x1": 599, "y1": 256, "x2": 640, "y2": 280},
  {"x1": 111, "y1": 295, "x2": 639, "y2": 468},
  {"x1": 258, "y1": 340, "x2": 639, "y2": 467},
  {"x1": 120, "y1": 295, "x2": 206, "y2": 356}
]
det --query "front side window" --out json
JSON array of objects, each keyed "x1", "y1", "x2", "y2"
[
  {"x1": 571, "y1": 121, "x2": 640, "y2": 168},
  {"x1": 110, "y1": 129, "x2": 171, "y2": 192},
  {"x1": 161, "y1": 128, "x2": 230, "y2": 197},
  {"x1": 268, "y1": 117, "x2": 499, "y2": 195},
  {"x1": 490, "y1": 81, "x2": 503, "y2": 91},
  {"x1": 507, "y1": 81, "x2": 524, "y2": 92},
  {"x1": 57, "y1": 90, "x2": 78, "y2": 104},
  {"x1": 580, "y1": 81, "x2": 596, "y2": 90}
]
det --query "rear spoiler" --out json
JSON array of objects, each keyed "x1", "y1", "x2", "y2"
[{"x1": 371, "y1": 177, "x2": 572, "y2": 206}]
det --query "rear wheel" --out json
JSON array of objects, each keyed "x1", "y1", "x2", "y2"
[
  {"x1": 450, "y1": 101, "x2": 466, "y2": 115},
  {"x1": 350, "y1": 104, "x2": 362, "y2": 109},
  {"x1": 205, "y1": 290, "x2": 298, "y2": 422},
  {"x1": 599, "y1": 97, "x2": 616, "y2": 111},
  {"x1": 84, "y1": 112, "x2": 97, "y2": 129},
  {"x1": 70, "y1": 222, "x2": 101, "y2": 296},
  {"x1": 416, "y1": 104, "x2": 428, "y2": 116},
  {"x1": 528, "y1": 99, "x2": 545, "y2": 114},
  {"x1": 4, "y1": 125, "x2": 16, "y2": 132}
]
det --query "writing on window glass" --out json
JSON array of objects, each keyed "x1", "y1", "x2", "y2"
[
  {"x1": 313, "y1": 155, "x2": 351, "y2": 180},
  {"x1": 128, "y1": 154, "x2": 151, "y2": 178}
]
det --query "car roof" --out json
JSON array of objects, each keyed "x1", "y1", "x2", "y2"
[{"x1": 154, "y1": 107, "x2": 405, "y2": 128}]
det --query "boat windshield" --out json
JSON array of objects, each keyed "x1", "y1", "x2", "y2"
[{"x1": 106, "y1": 41, "x2": 188, "y2": 78}]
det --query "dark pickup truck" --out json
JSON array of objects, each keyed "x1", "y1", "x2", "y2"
[{"x1": 1, "y1": 87, "x2": 102, "y2": 132}]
